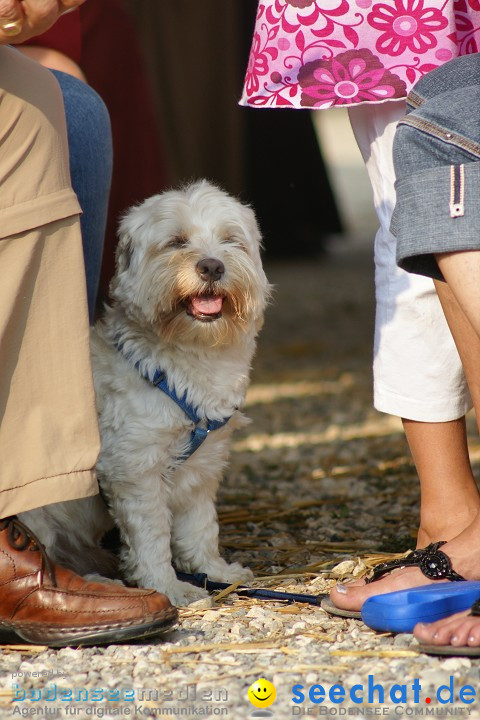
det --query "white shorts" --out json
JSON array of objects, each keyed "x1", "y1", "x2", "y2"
[{"x1": 348, "y1": 101, "x2": 471, "y2": 422}]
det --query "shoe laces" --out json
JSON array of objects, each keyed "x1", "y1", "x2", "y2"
[{"x1": 0, "y1": 516, "x2": 57, "y2": 586}]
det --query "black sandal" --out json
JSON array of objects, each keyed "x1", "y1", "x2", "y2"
[
  {"x1": 322, "y1": 542, "x2": 465, "y2": 620},
  {"x1": 366, "y1": 541, "x2": 465, "y2": 584}
]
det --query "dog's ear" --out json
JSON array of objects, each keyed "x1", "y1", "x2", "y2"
[
  {"x1": 116, "y1": 201, "x2": 152, "y2": 274},
  {"x1": 240, "y1": 203, "x2": 264, "y2": 250},
  {"x1": 115, "y1": 231, "x2": 134, "y2": 274}
]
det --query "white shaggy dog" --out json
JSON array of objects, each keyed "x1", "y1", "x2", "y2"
[{"x1": 21, "y1": 181, "x2": 270, "y2": 605}]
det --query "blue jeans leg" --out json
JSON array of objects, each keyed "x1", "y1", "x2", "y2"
[{"x1": 52, "y1": 70, "x2": 113, "y2": 322}]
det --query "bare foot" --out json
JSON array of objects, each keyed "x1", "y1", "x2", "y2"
[
  {"x1": 330, "y1": 566, "x2": 436, "y2": 613},
  {"x1": 414, "y1": 610, "x2": 480, "y2": 648},
  {"x1": 330, "y1": 521, "x2": 480, "y2": 613}
]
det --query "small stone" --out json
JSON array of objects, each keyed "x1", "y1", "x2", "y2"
[
  {"x1": 291, "y1": 621, "x2": 307, "y2": 632},
  {"x1": 441, "y1": 658, "x2": 471, "y2": 672},
  {"x1": 188, "y1": 597, "x2": 214, "y2": 610},
  {"x1": 246, "y1": 606, "x2": 267, "y2": 618},
  {"x1": 330, "y1": 560, "x2": 357, "y2": 577},
  {"x1": 393, "y1": 633, "x2": 414, "y2": 647}
]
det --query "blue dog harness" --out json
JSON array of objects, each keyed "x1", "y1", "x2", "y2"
[{"x1": 115, "y1": 341, "x2": 234, "y2": 460}]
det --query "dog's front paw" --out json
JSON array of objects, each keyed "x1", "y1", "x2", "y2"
[
  {"x1": 204, "y1": 561, "x2": 254, "y2": 585},
  {"x1": 223, "y1": 563, "x2": 254, "y2": 584},
  {"x1": 164, "y1": 580, "x2": 210, "y2": 607}
]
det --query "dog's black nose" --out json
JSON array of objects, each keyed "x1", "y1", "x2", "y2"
[{"x1": 196, "y1": 257, "x2": 225, "y2": 282}]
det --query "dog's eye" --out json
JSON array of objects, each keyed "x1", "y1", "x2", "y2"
[
  {"x1": 167, "y1": 235, "x2": 189, "y2": 249},
  {"x1": 223, "y1": 236, "x2": 247, "y2": 252}
]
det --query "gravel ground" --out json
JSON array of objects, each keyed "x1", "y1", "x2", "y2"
[{"x1": 2, "y1": 244, "x2": 480, "y2": 720}]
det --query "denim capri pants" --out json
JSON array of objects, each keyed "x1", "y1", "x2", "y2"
[{"x1": 392, "y1": 53, "x2": 480, "y2": 282}]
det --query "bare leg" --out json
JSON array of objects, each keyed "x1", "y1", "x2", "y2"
[
  {"x1": 401, "y1": 265, "x2": 480, "y2": 547},
  {"x1": 410, "y1": 254, "x2": 480, "y2": 648},
  {"x1": 403, "y1": 418, "x2": 479, "y2": 547},
  {"x1": 436, "y1": 251, "x2": 480, "y2": 343}
]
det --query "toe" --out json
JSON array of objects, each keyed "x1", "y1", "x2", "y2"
[
  {"x1": 414, "y1": 611, "x2": 471, "y2": 645},
  {"x1": 330, "y1": 580, "x2": 369, "y2": 612},
  {"x1": 466, "y1": 618, "x2": 480, "y2": 647}
]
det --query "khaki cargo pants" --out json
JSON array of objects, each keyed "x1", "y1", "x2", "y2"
[{"x1": 0, "y1": 47, "x2": 100, "y2": 516}]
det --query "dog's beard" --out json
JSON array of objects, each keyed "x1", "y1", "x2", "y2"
[{"x1": 140, "y1": 250, "x2": 265, "y2": 347}]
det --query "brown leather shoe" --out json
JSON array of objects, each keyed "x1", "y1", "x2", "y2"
[{"x1": 0, "y1": 516, "x2": 178, "y2": 647}]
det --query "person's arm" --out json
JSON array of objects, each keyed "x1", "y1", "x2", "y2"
[
  {"x1": 0, "y1": 0, "x2": 85, "y2": 45},
  {"x1": 17, "y1": 45, "x2": 86, "y2": 79}
]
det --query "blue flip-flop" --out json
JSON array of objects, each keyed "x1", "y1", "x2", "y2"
[{"x1": 361, "y1": 581, "x2": 480, "y2": 633}]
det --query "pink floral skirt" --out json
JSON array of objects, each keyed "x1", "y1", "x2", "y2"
[{"x1": 240, "y1": 0, "x2": 480, "y2": 108}]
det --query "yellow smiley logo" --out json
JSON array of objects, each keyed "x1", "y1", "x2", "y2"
[{"x1": 247, "y1": 678, "x2": 276, "y2": 708}]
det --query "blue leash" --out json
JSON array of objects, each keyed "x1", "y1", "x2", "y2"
[{"x1": 176, "y1": 571, "x2": 325, "y2": 605}]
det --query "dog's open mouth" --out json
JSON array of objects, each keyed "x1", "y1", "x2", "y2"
[{"x1": 186, "y1": 295, "x2": 224, "y2": 322}]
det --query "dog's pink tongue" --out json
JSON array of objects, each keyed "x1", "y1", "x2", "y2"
[{"x1": 191, "y1": 296, "x2": 223, "y2": 315}]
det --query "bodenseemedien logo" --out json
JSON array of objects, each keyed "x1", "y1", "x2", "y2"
[{"x1": 248, "y1": 678, "x2": 277, "y2": 717}]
